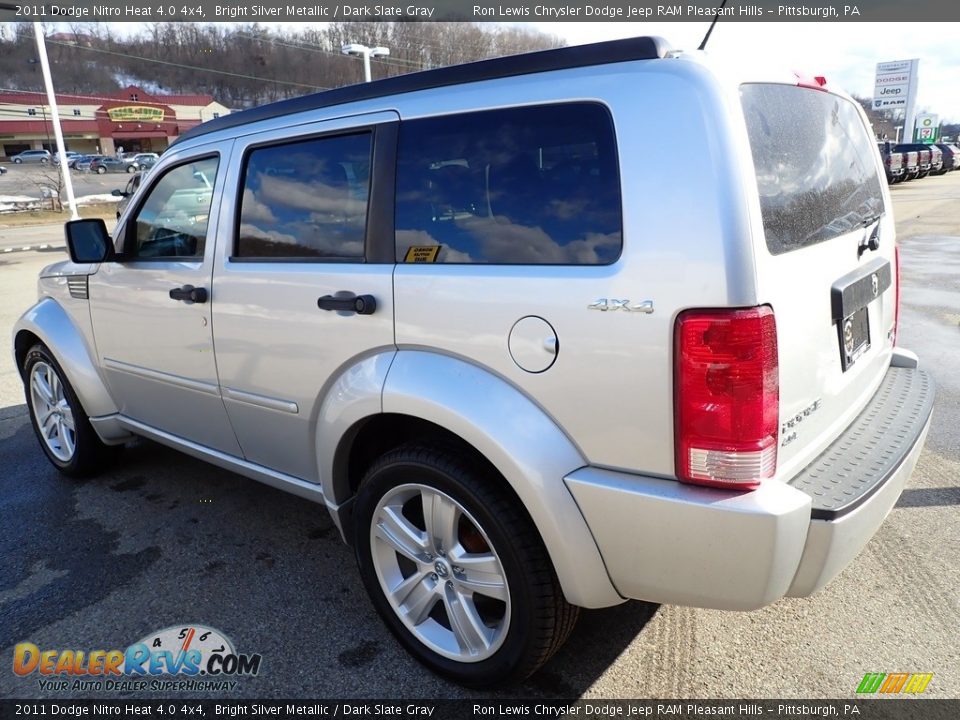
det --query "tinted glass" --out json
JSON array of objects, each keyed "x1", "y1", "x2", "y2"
[
  {"x1": 131, "y1": 157, "x2": 218, "y2": 259},
  {"x1": 395, "y1": 103, "x2": 621, "y2": 265},
  {"x1": 236, "y1": 133, "x2": 372, "y2": 260},
  {"x1": 741, "y1": 84, "x2": 885, "y2": 255}
]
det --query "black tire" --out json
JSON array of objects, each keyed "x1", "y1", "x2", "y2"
[
  {"x1": 353, "y1": 444, "x2": 579, "y2": 687},
  {"x1": 40, "y1": 158, "x2": 49, "y2": 164},
  {"x1": 13, "y1": 158, "x2": 22, "y2": 164},
  {"x1": 96, "y1": 166, "x2": 106, "y2": 174},
  {"x1": 127, "y1": 165, "x2": 136, "y2": 173},
  {"x1": 22, "y1": 343, "x2": 114, "y2": 477}
]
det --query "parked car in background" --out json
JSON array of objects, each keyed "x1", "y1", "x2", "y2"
[
  {"x1": 129, "y1": 153, "x2": 160, "y2": 171},
  {"x1": 11, "y1": 149, "x2": 52, "y2": 164},
  {"x1": 0, "y1": 165, "x2": 7, "y2": 175},
  {"x1": 89, "y1": 156, "x2": 137, "y2": 174},
  {"x1": 934, "y1": 144, "x2": 960, "y2": 173},
  {"x1": 53, "y1": 151, "x2": 80, "y2": 166},
  {"x1": 112, "y1": 172, "x2": 143, "y2": 219},
  {"x1": 876, "y1": 141, "x2": 904, "y2": 183},
  {"x1": 73, "y1": 154, "x2": 105, "y2": 172}
]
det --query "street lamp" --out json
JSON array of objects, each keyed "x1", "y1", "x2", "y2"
[{"x1": 341, "y1": 43, "x2": 390, "y2": 83}]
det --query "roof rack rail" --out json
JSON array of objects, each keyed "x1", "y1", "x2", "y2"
[{"x1": 173, "y1": 36, "x2": 672, "y2": 146}]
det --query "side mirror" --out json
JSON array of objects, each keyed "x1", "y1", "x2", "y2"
[
  {"x1": 110, "y1": 188, "x2": 127, "y2": 197},
  {"x1": 65, "y1": 218, "x2": 114, "y2": 264}
]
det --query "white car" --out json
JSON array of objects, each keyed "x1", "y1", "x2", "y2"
[{"x1": 13, "y1": 36, "x2": 934, "y2": 686}]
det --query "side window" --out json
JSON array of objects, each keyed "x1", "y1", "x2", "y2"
[
  {"x1": 130, "y1": 157, "x2": 218, "y2": 259},
  {"x1": 395, "y1": 103, "x2": 622, "y2": 265},
  {"x1": 235, "y1": 132, "x2": 372, "y2": 260}
]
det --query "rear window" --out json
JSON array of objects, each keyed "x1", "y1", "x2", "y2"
[{"x1": 741, "y1": 84, "x2": 885, "y2": 256}]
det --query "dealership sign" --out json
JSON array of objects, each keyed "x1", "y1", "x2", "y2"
[
  {"x1": 873, "y1": 59, "x2": 918, "y2": 110},
  {"x1": 107, "y1": 106, "x2": 165, "y2": 122}
]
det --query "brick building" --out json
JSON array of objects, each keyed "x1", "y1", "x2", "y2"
[{"x1": 0, "y1": 85, "x2": 230, "y2": 159}]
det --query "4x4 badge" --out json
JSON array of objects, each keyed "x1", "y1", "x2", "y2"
[{"x1": 588, "y1": 299, "x2": 654, "y2": 314}]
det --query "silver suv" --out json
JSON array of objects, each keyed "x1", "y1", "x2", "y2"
[{"x1": 12, "y1": 37, "x2": 934, "y2": 686}]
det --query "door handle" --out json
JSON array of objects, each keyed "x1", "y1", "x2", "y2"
[
  {"x1": 317, "y1": 293, "x2": 376, "y2": 315},
  {"x1": 169, "y1": 285, "x2": 208, "y2": 303}
]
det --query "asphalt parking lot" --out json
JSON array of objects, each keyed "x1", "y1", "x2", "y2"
[{"x1": 1, "y1": 173, "x2": 959, "y2": 701}]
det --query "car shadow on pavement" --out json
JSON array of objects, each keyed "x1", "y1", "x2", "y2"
[
  {"x1": 514, "y1": 600, "x2": 661, "y2": 698},
  {"x1": 1, "y1": 428, "x2": 660, "y2": 700}
]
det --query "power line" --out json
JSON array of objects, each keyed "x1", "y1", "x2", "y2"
[
  {"x1": 233, "y1": 31, "x2": 433, "y2": 72},
  {"x1": 37, "y1": 36, "x2": 330, "y2": 92}
]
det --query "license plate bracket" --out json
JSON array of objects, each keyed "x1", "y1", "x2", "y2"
[{"x1": 838, "y1": 305, "x2": 870, "y2": 372}]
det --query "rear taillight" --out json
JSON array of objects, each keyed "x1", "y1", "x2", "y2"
[
  {"x1": 674, "y1": 306, "x2": 779, "y2": 490},
  {"x1": 893, "y1": 244, "x2": 901, "y2": 346}
]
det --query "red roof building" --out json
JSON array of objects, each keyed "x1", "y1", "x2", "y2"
[{"x1": 0, "y1": 85, "x2": 230, "y2": 159}]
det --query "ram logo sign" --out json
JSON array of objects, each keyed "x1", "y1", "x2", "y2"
[{"x1": 856, "y1": 672, "x2": 933, "y2": 694}]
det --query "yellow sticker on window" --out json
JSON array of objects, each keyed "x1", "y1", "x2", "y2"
[{"x1": 403, "y1": 245, "x2": 440, "y2": 263}]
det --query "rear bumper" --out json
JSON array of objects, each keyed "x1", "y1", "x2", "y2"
[{"x1": 566, "y1": 361, "x2": 934, "y2": 610}]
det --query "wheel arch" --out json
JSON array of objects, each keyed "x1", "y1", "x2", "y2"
[
  {"x1": 13, "y1": 298, "x2": 119, "y2": 419},
  {"x1": 323, "y1": 350, "x2": 623, "y2": 609}
]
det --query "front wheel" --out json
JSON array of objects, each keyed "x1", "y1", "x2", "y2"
[
  {"x1": 353, "y1": 444, "x2": 578, "y2": 687},
  {"x1": 127, "y1": 165, "x2": 136, "y2": 173},
  {"x1": 13, "y1": 158, "x2": 22, "y2": 164},
  {"x1": 96, "y1": 166, "x2": 106, "y2": 174},
  {"x1": 23, "y1": 343, "x2": 113, "y2": 477}
]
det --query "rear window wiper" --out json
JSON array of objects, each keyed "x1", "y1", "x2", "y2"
[{"x1": 858, "y1": 215, "x2": 882, "y2": 258}]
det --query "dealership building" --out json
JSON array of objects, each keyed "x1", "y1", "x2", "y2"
[{"x1": 0, "y1": 85, "x2": 230, "y2": 160}]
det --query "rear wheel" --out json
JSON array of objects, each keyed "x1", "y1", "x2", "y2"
[
  {"x1": 127, "y1": 165, "x2": 136, "y2": 173},
  {"x1": 96, "y1": 166, "x2": 106, "y2": 174},
  {"x1": 13, "y1": 158, "x2": 22, "y2": 164},
  {"x1": 23, "y1": 343, "x2": 113, "y2": 477},
  {"x1": 353, "y1": 444, "x2": 578, "y2": 686}
]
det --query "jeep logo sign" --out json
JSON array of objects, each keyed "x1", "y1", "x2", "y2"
[{"x1": 873, "y1": 58, "x2": 918, "y2": 113}]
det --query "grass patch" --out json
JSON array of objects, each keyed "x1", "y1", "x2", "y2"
[{"x1": 0, "y1": 203, "x2": 117, "y2": 228}]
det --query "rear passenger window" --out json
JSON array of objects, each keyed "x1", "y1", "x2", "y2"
[
  {"x1": 395, "y1": 103, "x2": 622, "y2": 265},
  {"x1": 236, "y1": 132, "x2": 372, "y2": 260},
  {"x1": 741, "y1": 84, "x2": 885, "y2": 255}
]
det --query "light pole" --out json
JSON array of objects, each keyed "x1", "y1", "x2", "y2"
[
  {"x1": 32, "y1": 23, "x2": 80, "y2": 220},
  {"x1": 341, "y1": 44, "x2": 390, "y2": 83}
]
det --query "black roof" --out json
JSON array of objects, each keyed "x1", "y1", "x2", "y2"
[{"x1": 173, "y1": 36, "x2": 671, "y2": 147}]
